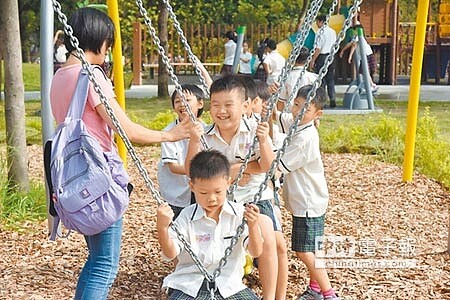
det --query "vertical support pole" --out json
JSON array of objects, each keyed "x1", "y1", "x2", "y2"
[
  {"x1": 132, "y1": 22, "x2": 142, "y2": 86},
  {"x1": 390, "y1": 0, "x2": 398, "y2": 84},
  {"x1": 107, "y1": 0, "x2": 127, "y2": 164},
  {"x1": 402, "y1": 0, "x2": 430, "y2": 182},
  {"x1": 40, "y1": 0, "x2": 55, "y2": 235},
  {"x1": 357, "y1": 26, "x2": 374, "y2": 109},
  {"x1": 232, "y1": 26, "x2": 246, "y2": 74}
]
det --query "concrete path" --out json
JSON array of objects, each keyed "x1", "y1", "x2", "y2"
[
  {"x1": 3, "y1": 82, "x2": 449, "y2": 102},
  {"x1": 125, "y1": 84, "x2": 450, "y2": 102}
]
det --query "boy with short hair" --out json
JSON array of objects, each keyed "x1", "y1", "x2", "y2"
[
  {"x1": 157, "y1": 150, "x2": 264, "y2": 299},
  {"x1": 157, "y1": 84, "x2": 205, "y2": 219},
  {"x1": 186, "y1": 75, "x2": 285, "y2": 300},
  {"x1": 277, "y1": 85, "x2": 340, "y2": 300}
]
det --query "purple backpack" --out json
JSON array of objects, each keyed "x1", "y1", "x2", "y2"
[{"x1": 47, "y1": 69, "x2": 129, "y2": 240}]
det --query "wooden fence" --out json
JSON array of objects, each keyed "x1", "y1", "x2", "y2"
[{"x1": 140, "y1": 22, "x2": 298, "y2": 65}]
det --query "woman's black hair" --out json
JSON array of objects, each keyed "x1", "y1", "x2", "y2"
[
  {"x1": 66, "y1": 7, "x2": 115, "y2": 54},
  {"x1": 170, "y1": 84, "x2": 205, "y2": 117}
]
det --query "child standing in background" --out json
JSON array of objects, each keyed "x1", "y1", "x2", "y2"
[
  {"x1": 277, "y1": 85, "x2": 340, "y2": 300},
  {"x1": 157, "y1": 84, "x2": 205, "y2": 219}
]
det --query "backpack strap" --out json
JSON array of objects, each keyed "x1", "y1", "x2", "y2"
[{"x1": 65, "y1": 68, "x2": 90, "y2": 120}]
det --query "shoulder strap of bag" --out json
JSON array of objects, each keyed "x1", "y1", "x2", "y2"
[{"x1": 65, "y1": 68, "x2": 90, "y2": 120}]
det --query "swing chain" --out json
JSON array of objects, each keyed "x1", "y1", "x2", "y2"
[
  {"x1": 284, "y1": 0, "x2": 338, "y2": 111},
  {"x1": 135, "y1": 0, "x2": 209, "y2": 150},
  {"x1": 161, "y1": 0, "x2": 210, "y2": 97},
  {"x1": 52, "y1": 0, "x2": 165, "y2": 206},
  {"x1": 227, "y1": 0, "x2": 321, "y2": 199},
  {"x1": 53, "y1": 0, "x2": 215, "y2": 284},
  {"x1": 222, "y1": 2, "x2": 361, "y2": 275},
  {"x1": 252, "y1": 0, "x2": 363, "y2": 208}
]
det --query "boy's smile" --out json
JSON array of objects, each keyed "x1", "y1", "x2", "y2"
[{"x1": 210, "y1": 89, "x2": 248, "y2": 138}]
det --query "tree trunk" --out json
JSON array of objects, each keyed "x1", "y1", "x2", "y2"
[
  {"x1": 157, "y1": 0, "x2": 169, "y2": 98},
  {"x1": 0, "y1": 0, "x2": 30, "y2": 192}
]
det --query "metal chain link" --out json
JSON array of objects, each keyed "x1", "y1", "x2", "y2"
[
  {"x1": 218, "y1": 2, "x2": 362, "y2": 282},
  {"x1": 135, "y1": 0, "x2": 209, "y2": 150},
  {"x1": 284, "y1": 0, "x2": 337, "y2": 111},
  {"x1": 227, "y1": 0, "x2": 322, "y2": 199},
  {"x1": 252, "y1": 0, "x2": 363, "y2": 209},
  {"x1": 162, "y1": 0, "x2": 210, "y2": 97},
  {"x1": 52, "y1": 0, "x2": 213, "y2": 284}
]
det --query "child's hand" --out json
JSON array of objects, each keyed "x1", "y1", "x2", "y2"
[
  {"x1": 244, "y1": 204, "x2": 260, "y2": 228},
  {"x1": 256, "y1": 121, "x2": 270, "y2": 143},
  {"x1": 157, "y1": 203, "x2": 174, "y2": 230},
  {"x1": 268, "y1": 82, "x2": 279, "y2": 94},
  {"x1": 168, "y1": 117, "x2": 190, "y2": 141},
  {"x1": 188, "y1": 121, "x2": 204, "y2": 142}
]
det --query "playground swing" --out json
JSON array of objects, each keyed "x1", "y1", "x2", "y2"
[
  {"x1": 249, "y1": 0, "x2": 363, "y2": 210},
  {"x1": 51, "y1": 0, "x2": 357, "y2": 297}
]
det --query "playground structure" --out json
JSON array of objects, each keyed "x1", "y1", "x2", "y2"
[{"x1": 131, "y1": 0, "x2": 450, "y2": 86}]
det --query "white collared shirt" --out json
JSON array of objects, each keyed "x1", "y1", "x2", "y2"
[
  {"x1": 315, "y1": 25, "x2": 337, "y2": 54},
  {"x1": 279, "y1": 66, "x2": 318, "y2": 104},
  {"x1": 264, "y1": 50, "x2": 286, "y2": 85},
  {"x1": 276, "y1": 118, "x2": 329, "y2": 217},
  {"x1": 204, "y1": 118, "x2": 275, "y2": 203},
  {"x1": 224, "y1": 40, "x2": 237, "y2": 65},
  {"x1": 162, "y1": 201, "x2": 250, "y2": 298}
]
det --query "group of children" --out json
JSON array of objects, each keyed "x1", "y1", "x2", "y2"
[{"x1": 156, "y1": 59, "x2": 339, "y2": 299}]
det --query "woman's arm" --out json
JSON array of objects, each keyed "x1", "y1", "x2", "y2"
[{"x1": 96, "y1": 100, "x2": 190, "y2": 144}]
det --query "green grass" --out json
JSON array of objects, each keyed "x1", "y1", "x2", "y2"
[{"x1": 22, "y1": 63, "x2": 41, "y2": 91}]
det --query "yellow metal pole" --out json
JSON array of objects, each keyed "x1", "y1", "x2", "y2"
[
  {"x1": 107, "y1": 0, "x2": 127, "y2": 165},
  {"x1": 402, "y1": 0, "x2": 430, "y2": 182}
]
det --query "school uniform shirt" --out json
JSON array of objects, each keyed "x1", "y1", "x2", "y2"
[
  {"x1": 157, "y1": 119, "x2": 206, "y2": 208},
  {"x1": 279, "y1": 66, "x2": 318, "y2": 106},
  {"x1": 276, "y1": 118, "x2": 329, "y2": 217},
  {"x1": 224, "y1": 40, "x2": 237, "y2": 66},
  {"x1": 204, "y1": 118, "x2": 276, "y2": 203},
  {"x1": 314, "y1": 25, "x2": 337, "y2": 54},
  {"x1": 264, "y1": 50, "x2": 286, "y2": 85},
  {"x1": 239, "y1": 51, "x2": 253, "y2": 74},
  {"x1": 162, "y1": 201, "x2": 255, "y2": 298}
]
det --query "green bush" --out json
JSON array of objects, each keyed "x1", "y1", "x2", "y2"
[
  {"x1": 319, "y1": 112, "x2": 449, "y2": 189},
  {"x1": 415, "y1": 108, "x2": 450, "y2": 188}
]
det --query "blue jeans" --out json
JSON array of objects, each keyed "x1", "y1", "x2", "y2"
[{"x1": 74, "y1": 218, "x2": 123, "y2": 300}]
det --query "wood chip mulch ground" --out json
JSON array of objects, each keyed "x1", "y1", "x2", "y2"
[{"x1": 1, "y1": 145, "x2": 449, "y2": 300}]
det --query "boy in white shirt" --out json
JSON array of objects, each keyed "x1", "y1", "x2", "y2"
[
  {"x1": 157, "y1": 84, "x2": 205, "y2": 219},
  {"x1": 186, "y1": 75, "x2": 284, "y2": 300},
  {"x1": 157, "y1": 150, "x2": 264, "y2": 299},
  {"x1": 277, "y1": 85, "x2": 340, "y2": 300},
  {"x1": 263, "y1": 39, "x2": 286, "y2": 86}
]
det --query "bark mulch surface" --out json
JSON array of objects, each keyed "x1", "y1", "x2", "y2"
[{"x1": 1, "y1": 145, "x2": 448, "y2": 299}]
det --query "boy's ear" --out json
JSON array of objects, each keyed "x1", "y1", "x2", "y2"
[
  {"x1": 242, "y1": 98, "x2": 250, "y2": 112},
  {"x1": 316, "y1": 109, "x2": 324, "y2": 119},
  {"x1": 198, "y1": 99, "x2": 204, "y2": 109},
  {"x1": 189, "y1": 180, "x2": 194, "y2": 190}
]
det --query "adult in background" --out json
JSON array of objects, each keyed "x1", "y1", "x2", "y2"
[
  {"x1": 263, "y1": 38, "x2": 286, "y2": 86},
  {"x1": 310, "y1": 15, "x2": 337, "y2": 108},
  {"x1": 53, "y1": 30, "x2": 68, "y2": 73},
  {"x1": 50, "y1": 8, "x2": 190, "y2": 299},
  {"x1": 221, "y1": 30, "x2": 237, "y2": 75}
]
